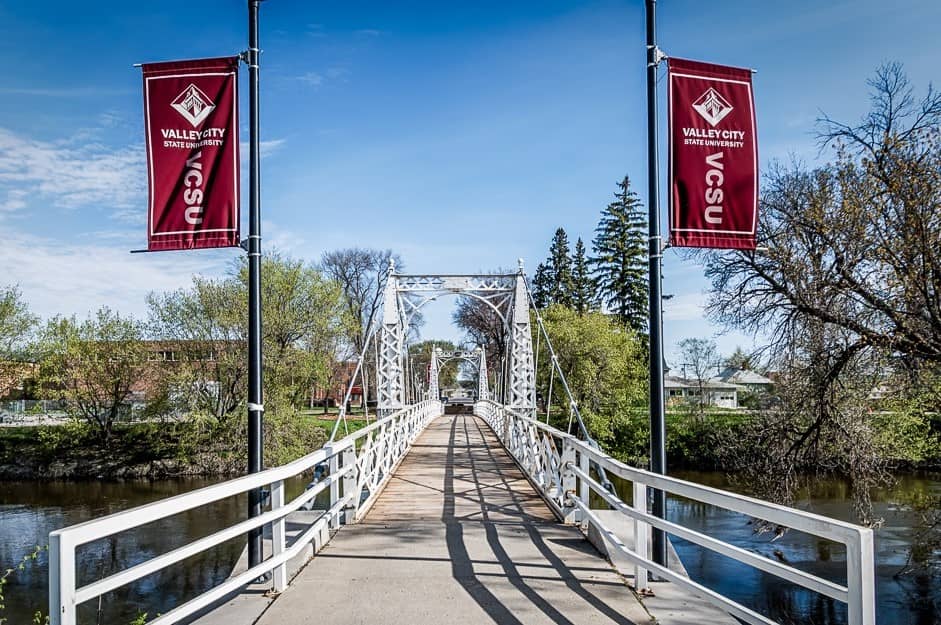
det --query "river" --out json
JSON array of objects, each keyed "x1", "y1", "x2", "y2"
[{"x1": 1, "y1": 472, "x2": 938, "y2": 624}]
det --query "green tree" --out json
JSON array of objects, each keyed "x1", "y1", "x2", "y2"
[
  {"x1": 0, "y1": 285, "x2": 38, "y2": 398},
  {"x1": 724, "y1": 346, "x2": 753, "y2": 371},
  {"x1": 409, "y1": 340, "x2": 459, "y2": 394},
  {"x1": 148, "y1": 253, "x2": 351, "y2": 419},
  {"x1": 242, "y1": 253, "x2": 350, "y2": 410},
  {"x1": 0, "y1": 285, "x2": 36, "y2": 358},
  {"x1": 592, "y1": 176, "x2": 648, "y2": 334},
  {"x1": 39, "y1": 307, "x2": 147, "y2": 440},
  {"x1": 531, "y1": 262, "x2": 552, "y2": 309},
  {"x1": 547, "y1": 228, "x2": 574, "y2": 307},
  {"x1": 534, "y1": 305, "x2": 646, "y2": 441},
  {"x1": 570, "y1": 238, "x2": 595, "y2": 315},
  {"x1": 147, "y1": 277, "x2": 246, "y2": 421}
]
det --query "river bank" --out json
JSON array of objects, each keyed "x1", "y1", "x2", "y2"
[
  {"x1": 4, "y1": 409, "x2": 939, "y2": 480},
  {"x1": 0, "y1": 414, "x2": 343, "y2": 480}
]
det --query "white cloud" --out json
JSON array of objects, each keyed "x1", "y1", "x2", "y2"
[
  {"x1": 295, "y1": 67, "x2": 348, "y2": 88},
  {"x1": 239, "y1": 138, "x2": 286, "y2": 160},
  {"x1": 298, "y1": 72, "x2": 323, "y2": 86},
  {"x1": 0, "y1": 127, "x2": 145, "y2": 213},
  {"x1": 663, "y1": 291, "x2": 707, "y2": 322},
  {"x1": 0, "y1": 189, "x2": 27, "y2": 213},
  {"x1": 0, "y1": 87, "x2": 133, "y2": 98},
  {"x1": 262, "y1": 219, "x2": 308, "y2": 256},
  {"x1": 0, "y1": 230, "x2": 234, "y2": 322}
]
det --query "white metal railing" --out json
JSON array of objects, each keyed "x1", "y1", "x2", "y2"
[
  {"x1": 474, "y1": 400, "x2": 876, "y2": 625},
  {"x1": 48, "y1": 400, "x2": 442, "y2": 625}
]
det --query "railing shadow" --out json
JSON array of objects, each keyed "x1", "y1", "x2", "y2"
[{"x1": 443, "y1": 414, "x2": 640, "y2": 625}]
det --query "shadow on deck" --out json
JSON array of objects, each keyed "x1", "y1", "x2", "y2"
[{"x1": 251, "y1": 414, "x2": 651, "y2": 625}]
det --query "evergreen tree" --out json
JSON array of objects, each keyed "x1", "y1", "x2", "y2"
[
  {"x1": 531, "y1": 262, "x2": 552, "y2": 309},
  {"x1": 547, "y1": 228, "x2": 574, "y2": 307},
  {"x1": 724, "y1": 346, "x2": 753, "y2": 371},
  {"x1": 570, "y1": 238, "x2": 595, "y2": 314},
  {"x1": 591, "y1": 176, "x2": 648, "y2": 334}
]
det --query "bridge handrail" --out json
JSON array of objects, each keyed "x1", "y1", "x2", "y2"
[
  {"x1": 473, "y1": 399, "x2": 875, "y2": 625},
  {"x1": 49, "y1": 399, "x2": 443, "y2": 625}
]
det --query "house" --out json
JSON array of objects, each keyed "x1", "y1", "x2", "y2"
[
  {"x1": 309, "y1": 359, "x2": 364, "y2": 409},
  {"x1": 709, "y1": 367, "x2": 774, "y2": 393},
  {"x1": 0, "y1": 361, "x2": 39, "y2": 400},
  {"x1": 664, "y1": 375, "x2": 740, "y2": 409}
]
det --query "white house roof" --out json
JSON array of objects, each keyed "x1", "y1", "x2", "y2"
[
  {"x1": 712, "y1": 367, "x2": 773, "y2": 386},
  {"x1": 664, "y1": 375, "x2": 739, "y2": 390}
]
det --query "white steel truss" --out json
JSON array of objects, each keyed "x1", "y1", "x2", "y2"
[
  {"x1": 507, "y1": 274, "x2": 535, "y2": 412},
  {"x1": 477, "y1": 347, "x2": 489, "y2": 400},
  {"x1": 427, "y1": 348, "x2": 490, "y2": 400},
  {"x1": 377, "y1": 264, "x2": 534, "y2": 416},
  {"x1": 428, "y1": 348, "x2": 441, "y2": 400}
]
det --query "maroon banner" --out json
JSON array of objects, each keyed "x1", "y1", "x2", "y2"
[
  {"x1": 668, "y1": 58, "x2": 757, "y2": 250},
  {"x1": 142, "y1": 57, "x2": 240, "y2": 251}
]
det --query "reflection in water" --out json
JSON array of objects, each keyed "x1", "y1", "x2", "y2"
[
  {"x1": 0, "y1": 477, "x2": 309, "y2": 625},
  {"x1": 608, "y1": 471, "x2": 941, "y2": 625}
]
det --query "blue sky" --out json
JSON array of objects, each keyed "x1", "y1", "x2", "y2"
[{"x1": 0, "y1": 0, "x2": 938, "y2": 366}]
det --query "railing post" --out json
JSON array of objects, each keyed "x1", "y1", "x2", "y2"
[
  {"x1": 633, "y1": 481, "x2": 649, "y2": 592},
  {"x1": 342, "y1": 443, "x2": 358, "y2": 523},
  {"x1": 49, "y1": 532, "x2": 75, "y2": 625},
  {"x1": 271, "y1": 479, "x2": 287, "y2": 592},
  {"x1": 328, "y1": 446, "x2": 340, "y2": 530},
  {"x1": 847, "y1": 529, "x2": 876, "y2": 625},
  {"x1": 561, "y1": 438, "x2": 577, "y2": 523},
  {"x1": 382, "y1": 421, "x2": 392, "y2": 476},
  {"x1": 578, "y1": 448, "x2": 589, "y2": 528}
]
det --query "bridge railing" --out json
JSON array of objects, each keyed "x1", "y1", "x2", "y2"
[
  {"x1": 48, "y1": 399, "x2": 442, "y2": 625},
  {"x1": 474, "y1": 400, "x2": 875, "y2": 625}
]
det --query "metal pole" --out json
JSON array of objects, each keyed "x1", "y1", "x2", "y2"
[
  {"x1": 645, "y1": 0, "x2": 668, "y2": 568},
  {"x1": 247, "y1": 0, "x2": 264, "y2": 570}
]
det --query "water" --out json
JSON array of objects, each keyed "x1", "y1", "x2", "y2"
[
  {"x1": 0, "y1": 477, "x2": 314, "y2": 625},
  {"x1": 1, "y1": 473, "x2": 938, "y2": 624},
  {"x1": 612, "y1": 471, "x2": 941, "y2": 625}
]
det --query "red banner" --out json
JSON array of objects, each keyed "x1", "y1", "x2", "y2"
[
  {"x1": 142, "y1": 57, "x2": 240, "y2": 251},
  {"x1": 668, "y1": 58, "x2": 757, "y2": 250}
]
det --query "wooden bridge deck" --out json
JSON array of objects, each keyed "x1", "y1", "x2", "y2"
[{"x1": 254, "y1": 414, "x2": 650, "y2": 625}]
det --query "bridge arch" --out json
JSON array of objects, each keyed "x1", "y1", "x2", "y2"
[
  {"x1": 428, "y1": 347, "x2": 490, "y2": 402},
  {"x1": 376, "y1": 264, "x2": 534, "y2": 416}
]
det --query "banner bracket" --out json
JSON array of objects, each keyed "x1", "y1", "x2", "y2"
[{"x1": 646, "y1": 45, "x2": 667, "y2": 68}]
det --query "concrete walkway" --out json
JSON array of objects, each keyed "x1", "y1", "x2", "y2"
[{"x1": 254, "y1": 414, "x2": 652, "y2": 625}]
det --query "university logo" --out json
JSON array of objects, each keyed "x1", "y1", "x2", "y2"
[
  {"x1": 692, "y1": 87, "x2": 733, "y2": 127},
  {"x1": 171, "y1": 84, "x2": 216, "y2": 127}
]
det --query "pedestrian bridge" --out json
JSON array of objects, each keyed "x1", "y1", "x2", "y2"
[{"x1": 47, "y1": 269, "x2": 876, "y2": 625}]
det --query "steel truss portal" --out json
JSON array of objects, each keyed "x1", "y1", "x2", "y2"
[
  {"x1": 376, "y1": 266, "x2": 534, "y2": 416},
  {"x1": 428, "y1": 348, "x2": 490, "y2": 401}
]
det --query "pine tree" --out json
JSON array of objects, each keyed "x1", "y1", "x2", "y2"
[
  {"x1": 570, "y1": 238, "x2": 595, "y2": 314},
  {"x1": 531, "y1": 262, "x2": 552, "y2": 309},
  {"x1": 547, "y1": 228, "x2": 574, "y2": 307},
  {"x1": 591, "y1": 176, "x2": 648, "y2": 334}
]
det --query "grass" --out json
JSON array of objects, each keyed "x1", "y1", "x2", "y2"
[
  {"x1": 298, "y1": 406, "x2": 373, "y2": 418},
  {"x1": 297, "y1": 414, "x2": 372, "y2": 438}
]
